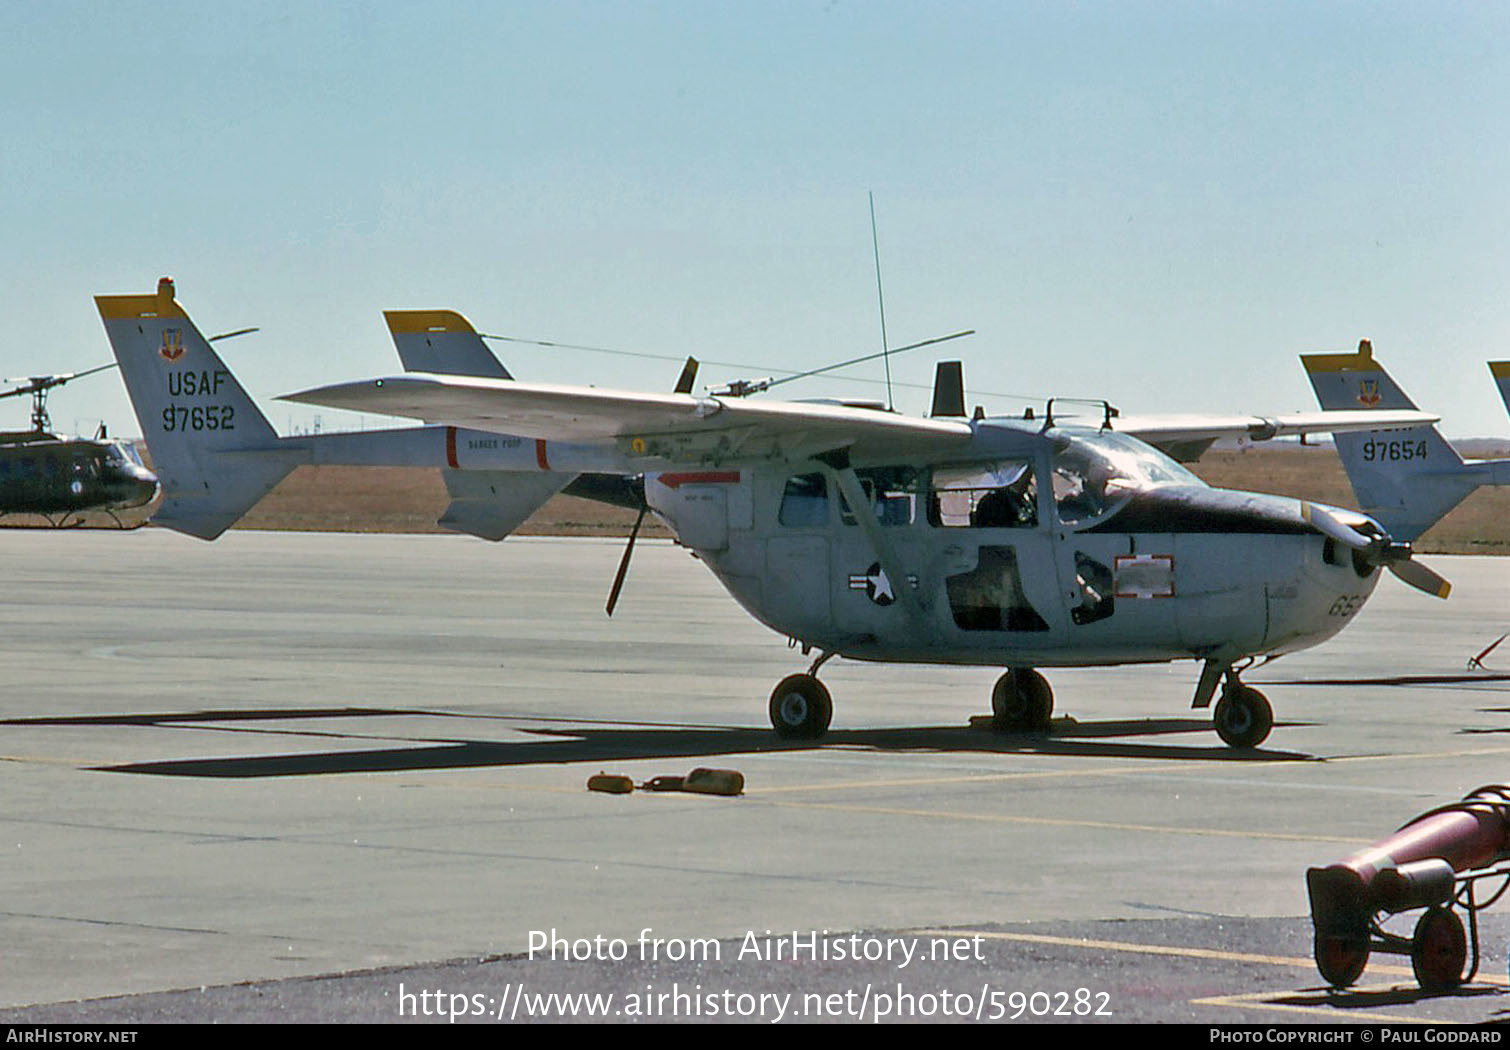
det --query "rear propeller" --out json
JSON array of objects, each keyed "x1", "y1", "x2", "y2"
[
  {"x1": 1301, "y1": 502, "x2": 1451, "y2": 599},
  {"x1": 605, "y1": 357, "x2": 698, "y2": 616},
  {"x1": 605, "y1": 500, "x2": 647, "y2": 617}
]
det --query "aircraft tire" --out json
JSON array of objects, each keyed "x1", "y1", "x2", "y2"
[
  {"x1": 769, "y1": 674, "x2": 833, "y2": 739},
  {"x1": 991, "y1": 669, "x2": 1053, "y2": 733},
  {"x1": 1213, "y1": 686, "x2": 1272, "y2": 749},
  {"x1": 1411, "y1": 906, "x2": 1467, "y2": 992}
]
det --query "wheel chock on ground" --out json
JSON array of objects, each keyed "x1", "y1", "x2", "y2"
[
  {"x1": 587, "y1": 769, "x2": 744, "y2": 796},
  {"x1": 587, "y1": 772, "x2": 635, "y2": 794},
  {"x1": 683, "y1": 768, "x2": 744, "y2": 796}
]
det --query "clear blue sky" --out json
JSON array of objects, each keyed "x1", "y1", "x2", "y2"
[{"x1": 4, "y1": 1, "x2": 1509, "y2": 438}]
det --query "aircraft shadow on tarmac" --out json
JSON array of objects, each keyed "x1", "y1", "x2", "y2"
[{"x1": 3, "y1": 707, "x2": 1315, "y2": 778}]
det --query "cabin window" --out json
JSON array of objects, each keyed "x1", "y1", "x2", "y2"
[
  {"x1": 1070, "y1": 552, "x2": 1115, "y2": 625},
  {"x1": 778, "y1": 473, "x2": 829, "y2": 527},
  {"x1": 838, "y1": 466, "x2": 919, "y2": 527},
  {"x1": 928, "y1": 461, "x2": 1037, "y2": 528}
]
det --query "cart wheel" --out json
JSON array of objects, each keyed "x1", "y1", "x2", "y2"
[
  {"x1": 1314, "y1": 931, "x2": 1370, "y2": 988},
  {"x1": 1411, "y1": 906, "x2": 1467, "y2": 992}
]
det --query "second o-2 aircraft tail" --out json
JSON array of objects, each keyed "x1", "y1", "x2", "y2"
[
  {"x1": 381, "y1": 308, "x2": 572, "y2": 539},
  {"x1": 96, "y1": 278, "x2": 296, "y2": 540},
  {"x1": 1303, "y1": 340, "x2": 1509, "y2": 541}
]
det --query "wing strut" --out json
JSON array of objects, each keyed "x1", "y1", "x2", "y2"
[{"x1": 815, "y1": 452, "x2": 928, "y2": 626}]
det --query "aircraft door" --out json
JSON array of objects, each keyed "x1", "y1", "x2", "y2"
[
  {"x1": 929, "y1": 459, "x2": 1067, "y2": 646},
  {"x1": 764, "y1": 472, "x2": 833, "y2": 639},
  {"x1": 1045, "y1": 440, "x2": 1183, "y2": 653}
]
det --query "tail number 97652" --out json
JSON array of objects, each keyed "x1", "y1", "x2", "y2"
[{"x1": 162, "y1": 404, "x2": 236, "y2": 432}]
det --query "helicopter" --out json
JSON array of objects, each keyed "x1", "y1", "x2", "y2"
[
  {"x1": 98, "y1": 278, "x2": 1445, "y2": 748},
  {"x1": 0, "y1": 365, "x2": 159, "y2": 527}
]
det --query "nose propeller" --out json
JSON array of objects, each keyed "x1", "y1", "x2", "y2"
[{"x1": 1301, "y1": 502, "x2": 1451, "y2": 599}]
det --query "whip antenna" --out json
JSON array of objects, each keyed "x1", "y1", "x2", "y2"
[{"x1": 869, "y1": 192, "x2": 893, "y2": 411}]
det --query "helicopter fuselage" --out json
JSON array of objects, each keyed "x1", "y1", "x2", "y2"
[{"x1": 0, "y1": 433, "x2": 160, "y2": 517}]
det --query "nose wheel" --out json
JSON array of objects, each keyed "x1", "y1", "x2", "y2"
[
  {"x1": 1213, "y1": 683, "x2": 1273, "y2": 749},
  {"x1": 991, "y1": 669, "x2": 1053, "y2": 732}
]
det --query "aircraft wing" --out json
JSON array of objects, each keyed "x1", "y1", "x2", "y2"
[
  {"x1": 1111, "y1": 409, "x2": 1440, "y2": 462},
  {"x1": 281, "y1": 374, "x2": 973, "y2": 465}
]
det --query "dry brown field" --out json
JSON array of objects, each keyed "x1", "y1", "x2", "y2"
[
  {"x1": 232, "y1": 444, "x2": 1510, "y2": 554},
  {"x1": 16, "y1": 445, "x2": 1510, "y2": 553}
]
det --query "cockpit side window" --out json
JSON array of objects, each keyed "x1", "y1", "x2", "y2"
[
  {"x1": 1052, "y1": 431, "x2": 1206, "y2": 526},
  {"x1": 778, "y1": 473, "x2": 829, "y2": 527},
  {"x1": 1051, "y1": 451, "x2": 1110, "y2": 525},
  {"x1": 839, "y1": 466, "x2": 919, "y2": 527},
  {"x1": 928, "y1": 461, "x2": 1038, "y2": 529}
]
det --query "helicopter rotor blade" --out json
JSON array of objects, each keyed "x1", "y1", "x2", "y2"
[
  {"x1": 207, "y1": 327, "x2": 260, "y2": 342},
  {"x1": 1, "y1": 362, "x2": 118, "y2": 396}
]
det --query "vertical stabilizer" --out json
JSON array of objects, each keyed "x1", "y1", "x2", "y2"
[
  {"x1": 1490, "y1": 362, "x2": 1510, "y2": 419},
  {"x1": 1302, "y1": 340, "x2": 1474, "y2": 541},
  {"x1": 385, "y1": 306, "x2": 570, "y2": 539},
  {"x1": 384, "y1": 310, "x2": 510, "y2": 378},
  {"x1": 96, "y1": 278, "x2": 294, "y2": 539}
]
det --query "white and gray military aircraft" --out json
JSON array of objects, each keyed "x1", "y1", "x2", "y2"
[{"x1": 99, "y1": 278, "x2": 1446, "y2": 749}]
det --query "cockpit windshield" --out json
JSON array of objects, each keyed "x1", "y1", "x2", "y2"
[
  {"x1": 1051, "y1": 431, "x2": 1205, "y2": 525},
  {"x1": 108, "y1": 442, "x2": 145, "y2": 468}
]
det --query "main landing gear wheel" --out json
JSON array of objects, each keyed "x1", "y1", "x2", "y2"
[
  {"x1": 769, "y1": 674, "x2": 833, "y2": 739},
  {"x1": 1213, "y1": 684, "x2": 1272, "y2": 749},
  {"x1": 991, "y1": 669, "x2": 1053, "y2": 733},
  {"x1": 1411, "y1": 906, "x2": 1467, "y2": 992}
]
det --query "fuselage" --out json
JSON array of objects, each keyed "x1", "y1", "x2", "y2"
[
  {"x1": 643, "y1": 419, "x2": 1380, "y2": 669},
  {"x1": 0, "y1": 434, "x2": 159, "y2": 515}
]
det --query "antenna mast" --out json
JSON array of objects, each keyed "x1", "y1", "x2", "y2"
[{"x1": 869, "y1": 192, "x2": 893, "y2": 411}]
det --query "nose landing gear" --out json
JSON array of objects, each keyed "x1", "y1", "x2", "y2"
[
  {"x1": 1213, "y1": 683, "x2": 1273, "y2": 749},
  {"x1": 1195, "y1": 659, "x2": 1274, "y2": 749}
]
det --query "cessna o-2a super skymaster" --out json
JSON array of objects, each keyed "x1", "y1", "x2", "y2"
[{"x1": 99, "y1": 279, "x2": 1446, "y2": 749}]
